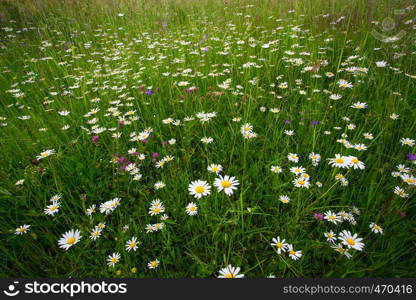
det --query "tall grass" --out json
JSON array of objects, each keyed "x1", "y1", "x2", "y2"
[{"x1": 0, "y1": 0, "x2": 415, "y2": 278}]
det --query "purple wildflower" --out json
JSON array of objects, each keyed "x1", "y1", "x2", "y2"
[
  {"x1": 406, "y1": 153, "x2": 416, "y2": 161},
  {"x1": 92, "y1": 135, "x2": 100, "y2": 144},
  {"x1": 117, "y1": 156, "x2": 126, "y2": 164},
  {"x1": 314, "y1": 213, "x2": 324, "y2": 221}
]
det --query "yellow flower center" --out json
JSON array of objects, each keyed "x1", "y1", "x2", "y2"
[
  {"x1": 289, "y1": 250, "x2": 296, "y2": 255},
  {"x1": 111, "y1": 257, "x2": 117, "y2": 263},
  {"x1": 276, "y1": 242, "x2": 283, "y2": 248},
  {"x1": 67, "y1": 237, "x2": 76, "y2": 244},
  {"x1": 221, "y1": 180, "x2": 231, "y2": 188},
  {"x1": 130, "y1": 242, "x2": 136, "y2": 248},
  {"x1": 335, "y1": 158, "x2": 344, "y2": 164},
  {"x1": 346, "y1": 238, "x2": 355, "y2": 246},
  {"x1": 195, "y1": 186, "x2": 205, "y2": 193},
  {"x1": 329, "y1": 215, "x2": 335, "y2": 220},
  {"x1": 298, "y1": 180, "x2": 305, "y2": 185},
  {"x1": 50, "y1": 206, "x2": 57, "y2": 211},
  {"x1": 225, "y1": 273, "x2": 235, "y2": 278}
]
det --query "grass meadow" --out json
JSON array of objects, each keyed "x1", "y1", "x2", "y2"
[{"x1": 0, "y1": 0, "x2": 415, "y2": 278}]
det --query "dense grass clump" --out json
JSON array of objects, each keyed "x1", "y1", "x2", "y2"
[{"x1": 0, "y1": 0, "x2": 415, "y2": 278}]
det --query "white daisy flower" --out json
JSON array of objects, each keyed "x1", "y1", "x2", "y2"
[
  {"x1": 125, "y1": 237, "x2": 139, "y2": 252},
  {"x1": 279, "y1": 195, "x2": 290, "y2": 204},
  {"x1": 15, "y1": 224, "x2": 30, "y2": 235},
  {"x1": 328, "y1": 154, "x2": 351, "y2": 169},
  {"x1": 270, "y1": 165, "x2": 282, "y2": 173},
  {"x1": 185, "y1": 202, "x2": 198, "y2": 216},
  {"x1": 188, "y1": 180, "x2": 211, "y2": 199},
  {"x1": 218, "y1": 265, "x2": 244, "y2": 278},
  {"x1": 324, "y1": 211, "x2": 342, "y2": 224},
  {"x1": 213, "y1": 175, "x2": 239, "y2": 196},
  {"x1": 147, "y1": 259, "x2": 160, "y2": 269},
  {"x1": 271, "y1": 236, "x2": 289, "y2": 254},
  {"x1": 207, "y1": 164, "x2": 223, "y2": 174},
  {"x1": 287, "y1": 244, "x2": 302, "y2": 260},
  {"x1": 58, "y1": 229, "x2": 82, "y2": 250},
  {"x1": 370, "y1": 223, "x2": 383, "y2": 234},
  {"x1": 324, "y1": 230, "x2": 337, "y2": 242},
  {"x1": 36, "y1": 149, "x2": 56, "y2": 160},
  {"x1": 107, "y1": 252, "x2": 121, "y2": 267},
  {"x1": 338, "y1": 230, "x2": 365, "y2": 251}
]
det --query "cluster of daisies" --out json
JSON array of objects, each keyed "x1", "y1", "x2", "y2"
[
  {"x1": 270, "y1": 151, "x2": 366, "y2": 192},
  {"x1": 240, "y1": 123, "x2": 258, "y2": 139},
  {"x1": 90, "y1": 222, "x2": 106, "y2": 240},
  {"x1": 324, "y1": 230, "x2": 365, "y2": 259},
  {"x1": 55, "y1": 226, "x2": 159, "y2": 270},
  {"x1": 188, "y1": 175, "x2": 239, "y2": 199},
  {"x1": 271, "y1": 236, "x2": 303, "y2": 260},
  {"x1": 148, "y1": 199, "x2": 165, "y2": 216},
  {"x1": 324, "y1": 209, "x2": 358, "y2": 225},
  {"x1": 392, "y1": 163, "x2": 416, "y2": 199},
  {"x1": 321, "y1": 207, "x2": 383, "y2": 259},
  {"x1": 328, "y1": 154, "x2": 365, "y2": 170},
  {"x1": 145, "y1": 199, "x2": 168, "y2": 233},
  {"x1": 107, "y1": 253, "x2": 159, "y2": 270},
  {"x1": 393, "y1": 164, "x2": 416, "y2": 187},
  {"x1": 154, "y1": 155, "x2": 175, "y2": 169},
  {"x1": 109, "y1": 153, "x2": 145, "y2": 181},
  {"x1": 145, "y1": 222, "x2": 166, "y2": 233},
  {"x1": 99, "y1": 198, "x2": 122, "y2": 215},
  {"x1": 185, "y1": 167, "x2": 240, "y2": 217},
  {"x1": 44, "y1": 194, "x2": 62, "y2": 216},
  {"x1": 272, "y1": 153, "x2": 317, "y2": 189}
]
